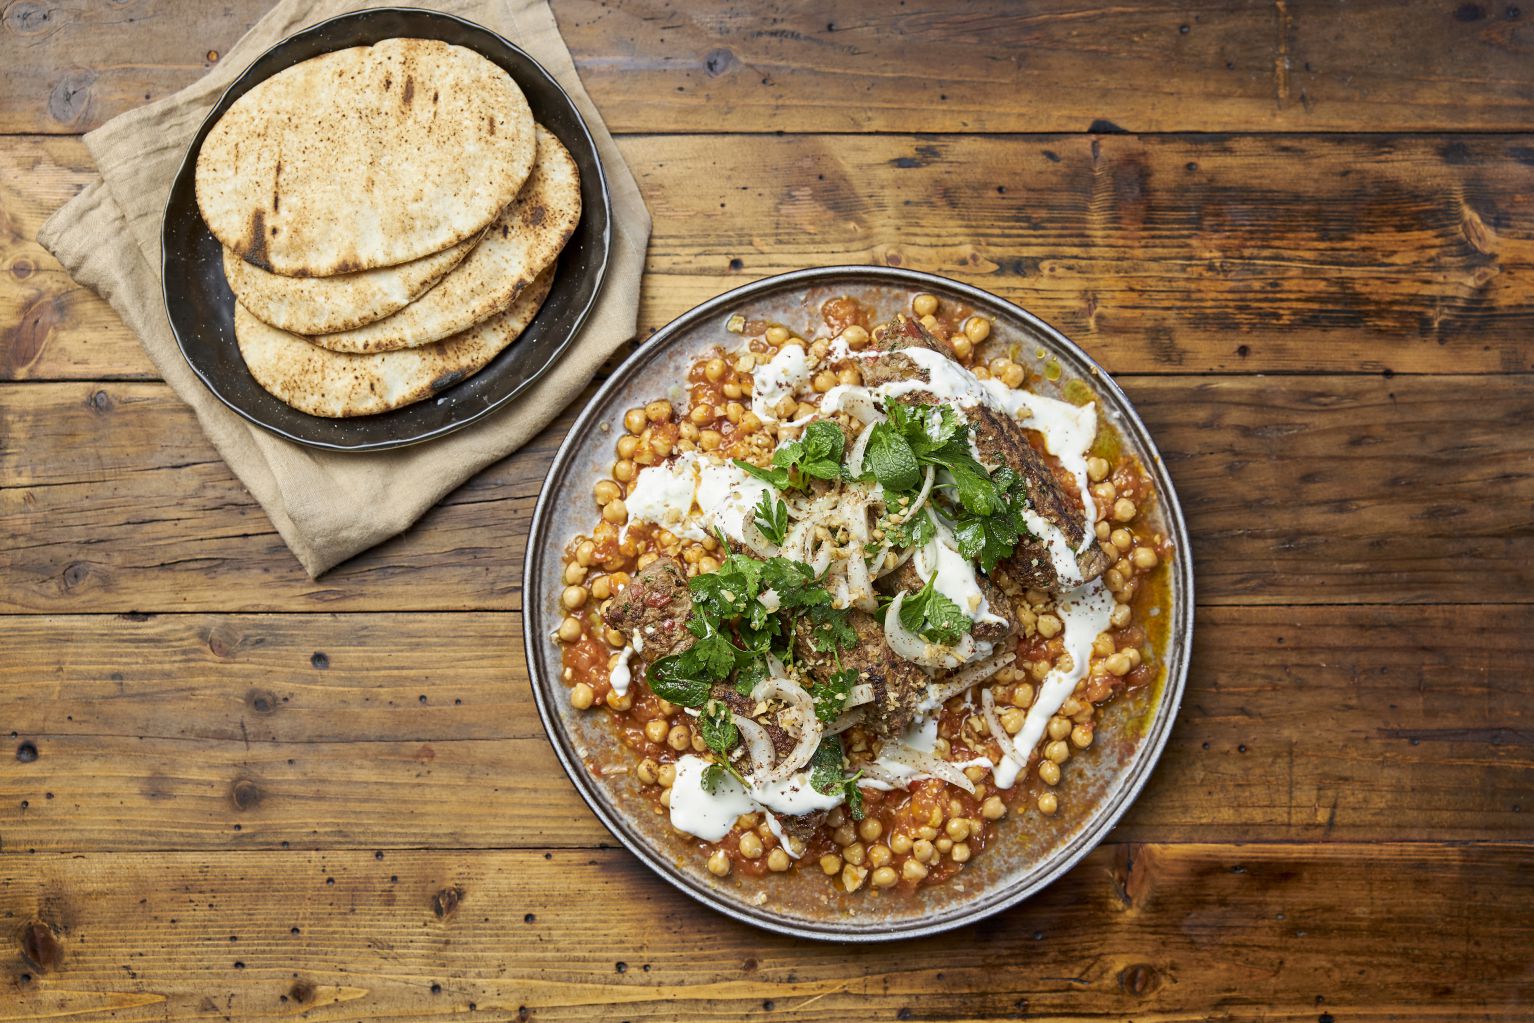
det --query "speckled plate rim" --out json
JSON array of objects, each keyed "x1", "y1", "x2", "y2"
[
  {"x1": 523, "y1": 265, "x2": 1193, "y2": 942},
  {"x1": 160, "y1": 6, "x2": 612, "y2": 452}
]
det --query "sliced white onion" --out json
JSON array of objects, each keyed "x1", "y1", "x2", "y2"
[
  {"x1": 844, "y1": 541, "x2": 876, "y2": 611},
  {"x1": 980, "y1": 688, "x2": 1024, "y2": 772},
  {"x1": 905, "y1": 465, "x2": 936, "y2": 523},
  {"x1": 809, "y1": 538, "x2": 833, "y2": 577},
  {"x1": 845, "y1": 417, "x2": 880, "y2": 479},
  {"x1": 751, "y1": 677, "x2": 824, "y2": 782},
  {"x1": 826, "y1": 709, "x2": 863, "y2": 735},
  {"x1": 883, "y1": 592, "x2": 963, "y2": 671},
  {"x1": 873, "y1": 743, "x2": 977, "y2": 795},
  {"x1": 923, "y1": 652, "x2": 1017, "y2": 711},
  {"x1": 731, "y1": 714, "x2": 777, "y2": 777},
  {"x1": 847, "y1": 683, "x2": 875, "y2": 707}
]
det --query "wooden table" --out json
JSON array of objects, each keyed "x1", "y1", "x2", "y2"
[{"x1": 3, "y1": 2, "x2": 1532, "y2": 1019}]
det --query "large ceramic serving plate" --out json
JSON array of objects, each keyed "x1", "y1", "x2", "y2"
[
  {"x1": 524, "y1": 266, "x2": 1192, "y2": 941},
  {"x1": 162, "y1": 7, "x2": 611, "y2": 452}
]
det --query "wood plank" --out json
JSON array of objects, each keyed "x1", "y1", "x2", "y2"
[
  {"x1": 3, "y1": 373, "x2": 1531, "y2": 612},
  {"x1": 4, "y1": 0, "x2": 1534, "y2": 135},
  {"x1": 5, "y1": 132, "x2": 1534, "y2": 380},
  {"x1": 0, "y1": 843, "x2": 1528, "y2": 1021},
  {"x1": 1, "y1": 606, "x2": 1528, "y2": 850}
]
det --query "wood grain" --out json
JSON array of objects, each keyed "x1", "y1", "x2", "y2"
[
  {"x1": 3, "y1": 0, "x2": 1533, "y2": 135},
  {"x1": 4, "y1": 374, "x2": 1530, "y2": 612},
  {"x1": 1, "y1": 605, "x2": 1528, "y2": 850},
  {"x1": 1, "y1": 843, "x2": 1529, "y2": 1022},
  {"x1": 6, "y1": 133, "x2": 1534, "y2": 380}
]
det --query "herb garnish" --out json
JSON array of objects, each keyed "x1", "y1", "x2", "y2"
[
  {"x1": 808, "y1": 736, "x2": 865, "y2": 820},
  {"x1": 899, "y1": 576, "x2": 972, "y2": 646},
  {"x1": 733, "y1": 419, "x2": 846, "y2": 492},
  {"x1": 752, "y1": 490, "x2": 789, "y2": 546}
]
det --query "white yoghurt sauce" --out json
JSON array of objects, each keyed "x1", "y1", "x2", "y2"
[
  {"x1": 608, "y1": 646, "x2": 636, "y2": 697},
  {"x1": 622, "y1": 452, "x2": 774, "y2": 549},
  {"x1": 668, "y1": 755, "x2": 843, "y2": 842},
  {"x1": 751, "y1": 343, "x2": 814, "y2": 423}
]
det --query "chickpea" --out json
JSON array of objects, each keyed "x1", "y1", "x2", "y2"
[
  {"x1": 767, "y1": 848, "x2": 791, "y2": 872},
  {"x1": 981, "y1": 796, "x2": 1007, "y2": 820},
  {"x1": 950, "y1": 336, "x2": 973, "y2": 360},
  {"x1": 556, "y1": 616, "x2": 583, "y2": 643},
  {"x1": 616, "y1": 435, "x2": 640, "y2": 460},
  {"x1": 1092, "y1": 481, "x2": 1118, "y2": 505},
  {"x1": 1111, "y1": 603, "x2": 1133, "y2": 628},
  {"x1": 1133, "y1": 546, "x2": 1160, "y2": 570},
  {"x1": 871, "y1": 866, "x2": 899, "y2": 889},
  {"x1": 1037, "y1": 614, "x2": 1062, "y2": 639},
  {"x1": 1095, "y1": 520, "x2": 1111, "y2": 540},
  {"x1": 722, "y1": 382, "x2": 743, "y2": 400},
  {"x1": 1045, "y1": 740, "x2": 1071, "y2": 764},
  {"x1": 1113, "y1": 498, "x2": 1138, "y2": 522},
  {"x1": 561, "y1": 585, "x2": 589, "y2": 611},
  {"x1": 858, "y1": 818, "x2": 884, "y2": 843},
  {"x1": 1038, "y1": 760, "x2": 1061, "y2": 786},
  {"x1": 1126, "y1": 647, "x2": 1143, "y2": 668},
  {"x1": 657, "y1": 763, "x2": 677, "y2": 788},
  {"x1": 1086, "y1": 456, "x2": 1110, "y2": 483},
  {"x1": 812, "y1": 370, "x2": 837, "y2": 394},
  {"x1": 1000, "y1": 707, "x2": 1025, "y2": 736},
  {"x1": 868, "y1": 844, "x2": 892, "y2": 867},
  {"x1": 889, "y1": 832, "x2": 914, "y2": 855},
  {"x1": 649, "y1": 435, "x2": 672, "y2": 459},
  {"x1": 624, "y1": 408, "x2": 648, "y2": 434},
  {"x1": 659, "y1": 786, "x2": 672, "y2": 808},
  {"x1": 704, "y1": 357, "x2": 726, "y2": 382},
  {"x1": 1105, "y1": 652, "x2": 1132, "y2": 677},
  {"x1": 636, "y1": 758, "x2": 659, "y2": 785},
  {"x1": 722, "y1": 401, "x2": 742, "y2": 424},
  {"x1": 819, "y1": 854, "x2": 843, "y2": 876},
  {"x1": 836, "y1": 366, "x2": 862, "y2": 387},
  {"x1": 912, "y1": 839, "x2": 935, "y2": 864},
  {"x1": 1071, "y1": 724, "x2": 1095, "y2": 749},
  {"x1": 843, "y1": 842, "x2": 866, "y2": 867},
  {"x1": 945, "y1": 818, "x2": 971, "y2": 842},
  {"x1": 1001, "y1": 363, "x2": 1026, "y2": 389},
  {"x1": 590, "y1": 576, "x2": 612, "y2": 601},
  {"x1": 707, "y1": 850, "x2": 731, "y2": 877},
  {"x1": 739, "y1": 411, "x2": 762, "y2": 433},
  {"x1": 738, "y1": 832, "x2": 764, "y2": 859},
  {"x1": 607, "y1": 690, "x2": 633, "y2": 711},
  {"x1": 699, "y1": 429, "x2": 722, "y2": 451},
  {"x1": 1038, "y1": 792, "x2": 1059, "y2": 816},
  {"x1": 601, "y1": 498, "x2": 628, "y2": 525},
  {"x1": 575, "y1": 540, "x2": 596, "y2": 567},
  {"x1": 765, "y1": 325, "x2": 790, "y2": 345},
  {"x1": 1110, "y1": 528, "x2": 1133, "y2": 552},
  {"x1": 832, "y1": 824, "x2": 856, "y2": 847},
  {"x1": 1010, "y1": 683, "x2": 1035, "y2": 708},
  {"x1": 951, "y1": 842, "x2": 972, "y2": 863},
  {"x1": 666, "y1": 725, "x2": 691, "y2": 751},
  {"x1": 842, "y1": 325, "x2": 871, "y2": 350},
  {"x1": 698, "y1": 556, "x2": 720, "y2": 573},
  {"x1": 963, "y1": 316, "x2": 991, "y2": 343},
  {"x1": 644, "y1": 719, "x2": 669, "y2": 744},
  {"x1": 687, "y1": 404, "x2": 711, "y2": 426},
  {"x1": 936, "y1": 837, "x2": 953, "y2": 854},
  {"x1": 1048, "y1": 716, "x2": 1072, "y2": 741},
  {"x1": 569, "y1": 683, "x2": 595, "y2": 710},
  {"x1": 912, "y1": 293, "x2": 939, "y2": 316},
  {"x1": 902, "y1": 858, "x2": 930, "y2": 883},
  {"x1": 613, "y1": 459, "x2": 636, "y2": 483}
]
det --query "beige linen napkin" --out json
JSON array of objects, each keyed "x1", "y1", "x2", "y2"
[{"x1": 38, "y1": 0, "x2": 650, "y2": 577}]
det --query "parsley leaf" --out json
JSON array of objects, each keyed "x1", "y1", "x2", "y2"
[
  {"x1": 807, "y1": 736, "x2": 866, "y2": 820},
  {"x1": 699, "y1": 699, "x2": 739, "y2": 758},
  {"x1": 899, "y1": 576, "x2": 972, "y2": 646},
  {"x1": 884, "y1": 506, "x2": 937, "y2": 550},
  {"x1": 804, "y1": 604, "x2": 857, "y2": 655},
  {"x1": 646, "y1": 620, "x2": 741, "y2": 707},
  {"x1": 752, "y1": 490, "x2": 789, "y2": 546},
  {"x1": 811, "y1": 668, "x2": 858, "y2": 723},
  {"x1": 952, "y1": 466, "x2": 1034, "y2": 573},
  {"x1": 733, "y1": 421, "x2": 846, "y2": 493}
]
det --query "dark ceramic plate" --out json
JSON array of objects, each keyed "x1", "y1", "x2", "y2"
[
  {"x1": 162, "y1": 7, "x2": 611, "y2": 452},
  {"x1": 524, "y1": 266, "x2": 1193, "y2": 941}
]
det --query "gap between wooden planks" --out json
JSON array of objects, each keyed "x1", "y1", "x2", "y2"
[
  {"x1": 3, "y1": 133, "x2": 1532, "y2": 380},
  {"x1": 1, "y1": 844, "x2": 1530, "y2": 1022},
  {"x1": 0, "y1": 605, "x2": 1528, "y2": 851},
  {"x1": 2, "y1": 374, "x2": 1531, "y2": 612},
  {"x1": 2, "y1": 0, "x2": 1532, "y2": 135}
]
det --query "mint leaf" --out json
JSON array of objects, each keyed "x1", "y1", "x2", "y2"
[
  {"x1": 900, "y1": 576, "x2": 971, "y2": 646},
  {"x1": 808, "y1": 736, "x2": 865, "y2": 820},
  {"x1": 699, "y1": 699, "x2": 739, "y2": 758},
  {"x1": 734, "y1": 458, "x2": 791, "y2": 490},
  {"x1": 701, "y1": 762, "x2": 729, "y2": 793},
  {"x1": 862, "y1": 424, "x2": 922, "y2": 492},
  {"x1": 646, "y1": 653, "x2": 712, "y2": 707}
]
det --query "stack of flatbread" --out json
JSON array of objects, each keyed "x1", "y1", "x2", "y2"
[{"x1": 195, "y1": 37, "x2": 581, "y2": 417}]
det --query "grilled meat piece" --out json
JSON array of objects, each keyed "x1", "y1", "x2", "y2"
[
  {"x1": 794, "y1": 609, "x2": 926, "y2": 738},
  {"x1": 880, "y1": 560, "x2": 1015, "y2": 645},
  {"x1": 601, "y1": 555, "x2": 694, "y2": 660},
  {"x1": 864, "y1": 314, "x2": 1110, "y2": 592}
]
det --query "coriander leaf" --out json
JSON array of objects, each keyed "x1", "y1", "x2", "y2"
[
  {"x1": 734, "y1": 656, "x2": 769, "y2": 696},
  {"x1": 862, "y1": 424, "x2": 922, "y2": 492},
  {"x1": 844, "y1": 780, "x2": 866, "y2": 820},
  {"x1": 699, "y1": 699, "x2": 739, "y2": 758},
  {"x1": 733, "y1": 458, "x2": 791, "y2": 491},
  {"x1": 752, "y1": 490, "x2": 789, "y2": 546},
  {"x1": 812, "y1": 668, "x2": 857, "y2": 723},
  {"x1": 899, "y1": 576, "x2": 971, "y2": 646},
  {"x1": 804, "y1": 603, "x2": 856, "y2": 654},
  {"x1": 761, "y1": 557, "x2": 828, "y2": 609},
  {"x1": 952, "y1": 466, "x2": 1034, "y2": 572},
  {"x1": 885, "y1": 506, "x2": 936, "y2": 549}
]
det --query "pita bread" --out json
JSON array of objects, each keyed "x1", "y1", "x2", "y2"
[
  {"x1": 222, "y1": 230, "x2": 480, "y2": 335},
  {"x1": 236, "y1": 268, "x2": 553, "y2": 418},
  {"x1": 197, "y1": 38, "x2": 535, "y2": 277},
  {"x1": 308, "y1": 124, "x2": 580, "y2": 354}
]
